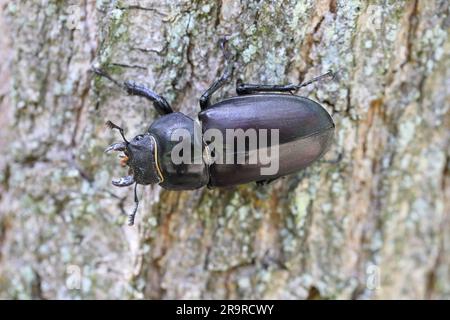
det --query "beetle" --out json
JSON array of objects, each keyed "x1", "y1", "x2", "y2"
[{"x1": 94, "y1": 40, "x2": 335, "y2": 225}]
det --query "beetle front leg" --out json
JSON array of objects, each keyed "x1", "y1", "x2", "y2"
[
  {"x1": 123, "y1": 81, "x2": 173, "y2": 115},
  {"x1": 199, "y1": 38, "x2": 234, "y2": 110},
  {"x1": 92, "y1": 67, "x2": 173, "y2": 115}
]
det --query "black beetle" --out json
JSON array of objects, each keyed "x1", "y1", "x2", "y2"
[{"x1": 94, "y1": 40, "x2": 335, "y2": 225}]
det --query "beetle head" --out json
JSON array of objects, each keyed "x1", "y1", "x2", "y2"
[{"x1": 105, "y1": 121, "x2": 160, "y2": 187}]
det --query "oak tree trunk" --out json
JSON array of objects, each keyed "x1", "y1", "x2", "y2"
[{"x1": 0, "y1": 0, "x2": 449, "y2": 299}]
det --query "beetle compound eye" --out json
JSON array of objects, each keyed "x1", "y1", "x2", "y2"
[{"x1": 135, "y1": 134, "x2": 144, "y2": 141}]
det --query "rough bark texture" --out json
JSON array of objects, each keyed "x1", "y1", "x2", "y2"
[{"x1": 0, "y1": 0, "x2": 449, "y2": 299}]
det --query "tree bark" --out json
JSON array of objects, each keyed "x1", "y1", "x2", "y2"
[{"x1": 0, "y1": 0, "x2": 449, "y2": 299}]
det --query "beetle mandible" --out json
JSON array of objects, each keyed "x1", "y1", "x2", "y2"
[{"x1": 94, "y1": 39, "x2": 335, "y2": 225}]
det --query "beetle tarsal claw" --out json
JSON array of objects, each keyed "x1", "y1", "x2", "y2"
[
  {"x1": 112, "y1": 175, "x2": 135, "y2": 187},
  {"x1": 105, "y1": 142, "x2": 126, "y2": 153}
]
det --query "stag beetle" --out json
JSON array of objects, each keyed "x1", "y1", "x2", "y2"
[{"x1": 94, "y1": 40, "x2": 335, "y2": 225}]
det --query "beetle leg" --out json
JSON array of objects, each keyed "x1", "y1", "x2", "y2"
[
  {"x1": 92, "y1": 67, "x2": 173, "y2": 115},
  {"x1": 256, "y1": 177, "x2": 280, "y2": 186},
  {"x1": 199, "y1": 38, "x2": 234, "y2": 110},
  {"x1": 92, "y1": 67, "x2": 123, "y2": 88},
  {"x1": 236, "y1": 81, "x2": 298, "y2": 95},
  {"x1": 236, "y1": 70, "x2": 335, "y2": 95},
  {"x1": 124, "y1": 81, "x2": 173, "y2": 115}
]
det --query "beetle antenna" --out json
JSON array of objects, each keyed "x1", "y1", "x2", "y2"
[
  {"x1": 106, "y1": 120, "x2": 129, "y2": 144},
  {"x1": 128, "y1": 182, "x2": 139, "y2": 226},
  {"x1": 296, "y1": 70, "x2": 335, "y2": 90}
]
